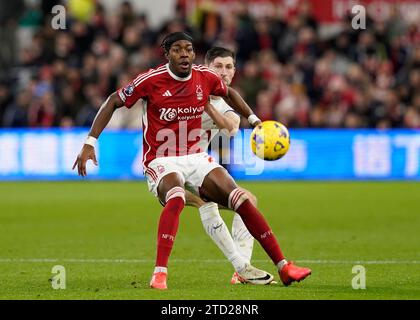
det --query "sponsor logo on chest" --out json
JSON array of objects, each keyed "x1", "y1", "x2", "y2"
[{"x1": 159, "y1": 105, "x2": 205, "y2": 121}]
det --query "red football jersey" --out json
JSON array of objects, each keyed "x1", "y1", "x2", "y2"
[{"x1": 117, "y1": 63, "x2": 228, "y2": 168}]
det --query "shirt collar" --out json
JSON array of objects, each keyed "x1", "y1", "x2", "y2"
[{"x1": 166, "y1": 63, "x2": 192, "y2": 81}]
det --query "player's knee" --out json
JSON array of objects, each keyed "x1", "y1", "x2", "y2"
[
  {"x1": 228, "y1": 188, "x2": 249, "y2": 211},
  {"x1": 185, "y1": 190, "x2": 206, "y2": 208},
  {"x1": 248, "y1": 192, "x2": 258, "y2": 207},
  {"x1": 165, "y1": 186, "x2": 186, "y2": 205},
  {"x1": 199, "y1": 202, "x2": 220, "y2": 220}
]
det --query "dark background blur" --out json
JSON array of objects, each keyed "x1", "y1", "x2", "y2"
[{"x1": 0, "y1": 0, "x2": 419, "y2": 130}]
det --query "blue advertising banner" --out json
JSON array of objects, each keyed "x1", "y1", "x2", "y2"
[
  {"x1": 0, "y1": 129, "x2": 144, "y2": 180},
  {"x1": 229, "y1": 129, "x2": 420, "y2": 180},
  {"x1": 0, "y1": 128, "x2": 419, "y2": 180}
]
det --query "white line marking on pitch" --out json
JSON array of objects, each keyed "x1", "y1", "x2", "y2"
[{"x1": 0, "y1": 258, "x2": 419, "y2": 264}]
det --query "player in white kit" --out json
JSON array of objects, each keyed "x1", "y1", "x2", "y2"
[{"x1": 185, "y1": 47, "x2": 259, "y2": 284}]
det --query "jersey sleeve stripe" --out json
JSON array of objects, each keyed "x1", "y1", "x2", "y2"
[
  {"x1": 132, "y1": 66, "x2": 166, "y2": 85},
  {"x1": 192, "y1": 65, "x2": 220, "y2": 78}
]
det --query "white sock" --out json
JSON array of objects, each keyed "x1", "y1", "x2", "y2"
[
  {"x1": 277, "y1": 259, "x2": 288, "y2": 271},
  {"x1": 154, "y1": 266, "x2": 167, "y2": 274},
  {"x1": 232, "y1": 213, "x2": 254, "y2": 264},
  {"x1": 199, "y1": 202, "x2": 247, "y2": 272}
]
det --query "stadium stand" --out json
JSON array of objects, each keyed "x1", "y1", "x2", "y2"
[{"x1": 0, "y1": 0, "x2": 419, "y2": 129}]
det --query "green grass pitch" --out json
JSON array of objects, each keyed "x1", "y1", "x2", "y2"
[{"x1": 0, "y1": 181, "x2": 419, "y2": 300}]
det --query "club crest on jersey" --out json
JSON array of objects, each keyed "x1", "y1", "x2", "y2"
[
  {"x1": 196, "y1": 85, "x2": 203, "y2": 100},
  {"x1": 159, "y1": 108, "x2": 177, "y2": 121},
  {"x1": 124, "y1": 84, "x2": 134, "y2": 97}
]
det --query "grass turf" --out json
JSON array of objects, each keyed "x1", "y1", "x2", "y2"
[{"x1": 0, "y1": 181, "x2": 419, "y2": 300}]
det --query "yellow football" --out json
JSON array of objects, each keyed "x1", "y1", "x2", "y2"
[{"x1": 250, "y1": 120, "x2": 290, "y2": 161}]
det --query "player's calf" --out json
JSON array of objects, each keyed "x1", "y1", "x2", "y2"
[
  {"x1": 152, "y1": 186, "x2": 186, "y2": 289},
  {"x1": 228, "y1": 188, "x2": 311, "y2": 285},
  {"x1": 228, "y1": 188, "x2": 285, "y2": 264}
]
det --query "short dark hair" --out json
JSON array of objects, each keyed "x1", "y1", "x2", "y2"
[
  {"x1": 161, "y1": 32, "x2": 194, "y2": 53},
  {"x1": 205, "y1": 47, "x2": 236, "y2": 65}
]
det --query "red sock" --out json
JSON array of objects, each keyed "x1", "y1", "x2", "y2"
[
  {"x1": 155, "y1": 196, "x2": 185, "y2": 268},
  {"x1": 236, "y1": 199, "x2": 285, "y2": 265}
]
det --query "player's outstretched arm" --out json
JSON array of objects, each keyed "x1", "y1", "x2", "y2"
[
  {"x1": 222, "y1": 87, "x2": 261, "y2": 127},
  {"x1": 205, "y1": 101, "x2": 240, "y2": 136},
  {"x1": 72, "y1": 92, "x2": 124, "y2": 177}
]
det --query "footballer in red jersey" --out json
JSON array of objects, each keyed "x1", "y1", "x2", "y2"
[
  {"x1": 117, "y1": 62, "x2": 227, "y2": 168},
  {"x1": 73, "y1": 32, "x2": 311, "y2": 290}
]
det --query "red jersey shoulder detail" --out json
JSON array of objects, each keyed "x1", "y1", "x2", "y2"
[
  {"x1": 192, "y1": 65, "x2": 228, "y2": 97},
  {"x1": 118, "y1": 66, "x2": 168, "y2": 108},
  {"x1": 132, "y1": 65, "x2": 166, "y2": 87},
  {"x1": 120, "y1": 64, "x2": 227, "y2": 168}
]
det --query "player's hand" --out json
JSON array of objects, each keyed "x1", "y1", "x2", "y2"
[
  {"x1": 72, "y1": 144, "x2": 98, "y2": 177},
  {"x1": 204, "y1": 101, "x2": 217, "y2": 117}
]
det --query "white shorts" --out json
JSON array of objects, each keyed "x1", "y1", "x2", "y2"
[{"x1": 144, "y1": 152, "x2": 224, "y2": 198}]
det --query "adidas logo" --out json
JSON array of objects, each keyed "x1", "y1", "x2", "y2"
[{"x1": 162, "y1": 90, "x2": 172, "y2": 97}]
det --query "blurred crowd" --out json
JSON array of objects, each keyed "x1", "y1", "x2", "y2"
[{"x1": 0, "y1": 0, "x2": 419, "y2": 129}]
